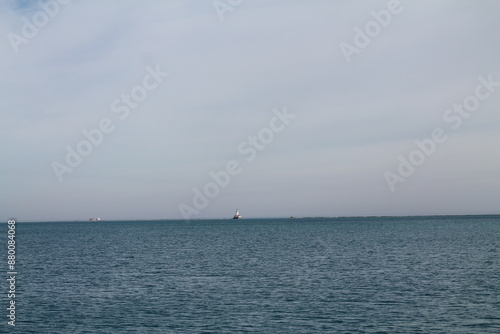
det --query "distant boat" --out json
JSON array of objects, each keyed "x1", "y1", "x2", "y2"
[
  {"x1": 89, "y1": 218, "x2": 101, "y2": 221},
  {"x1": 232, "y1": 209, "x2": 243, "y2": 219}
]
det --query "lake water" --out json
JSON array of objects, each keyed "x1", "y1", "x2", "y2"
[{"x1": 9, "y1": 215, "x2": 500, "y2": 333}]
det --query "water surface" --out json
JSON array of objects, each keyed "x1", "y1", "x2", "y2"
[{"x1": 10, "y1": 216, "x2": 500, "y2": 333}]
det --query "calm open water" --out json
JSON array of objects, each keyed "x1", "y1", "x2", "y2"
[{"x1": 5, "y1": 216, "x2": 500, "y2": 333}]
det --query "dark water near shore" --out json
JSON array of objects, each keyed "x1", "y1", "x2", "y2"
[{"x1": 6, "y1": 215, "x2": 500, "y2": 333}]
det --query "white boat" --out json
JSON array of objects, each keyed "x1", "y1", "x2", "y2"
[
  {"x1": 232, "y1": 209, "x2": 242, "y2": 219},
  {"x1": 89, "y1": 218, "x2": 101, "y2": 221}
]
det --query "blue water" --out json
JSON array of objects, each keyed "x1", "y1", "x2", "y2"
[{"x1": 6, "y1": 216, "x2": 500, "y2": 333}]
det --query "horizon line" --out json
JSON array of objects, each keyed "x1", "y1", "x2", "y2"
[{"x1": 7, "y1": 213, "x2": 500, "y2": 223}]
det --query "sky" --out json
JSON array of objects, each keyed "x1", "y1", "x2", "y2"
[{"x1": 1, "y1": 0, "x2": 499, "y2": 221}]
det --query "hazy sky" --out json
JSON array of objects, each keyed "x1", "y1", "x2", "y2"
[{"x1": 1, "y1": 0, "x2": 499, "y2": 221}]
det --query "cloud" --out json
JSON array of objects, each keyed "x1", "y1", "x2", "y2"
[{"x1": 1, "y1": 0, "x2": 500, "y2": 220}]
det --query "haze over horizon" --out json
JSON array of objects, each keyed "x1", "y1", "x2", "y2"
[{"x1": 1, "y1": 0, "x2": 500, "y2": 221}]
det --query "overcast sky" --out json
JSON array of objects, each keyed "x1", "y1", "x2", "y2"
[{"x1": 1, "y1": 0, "x2": 499, "y2": 221}]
